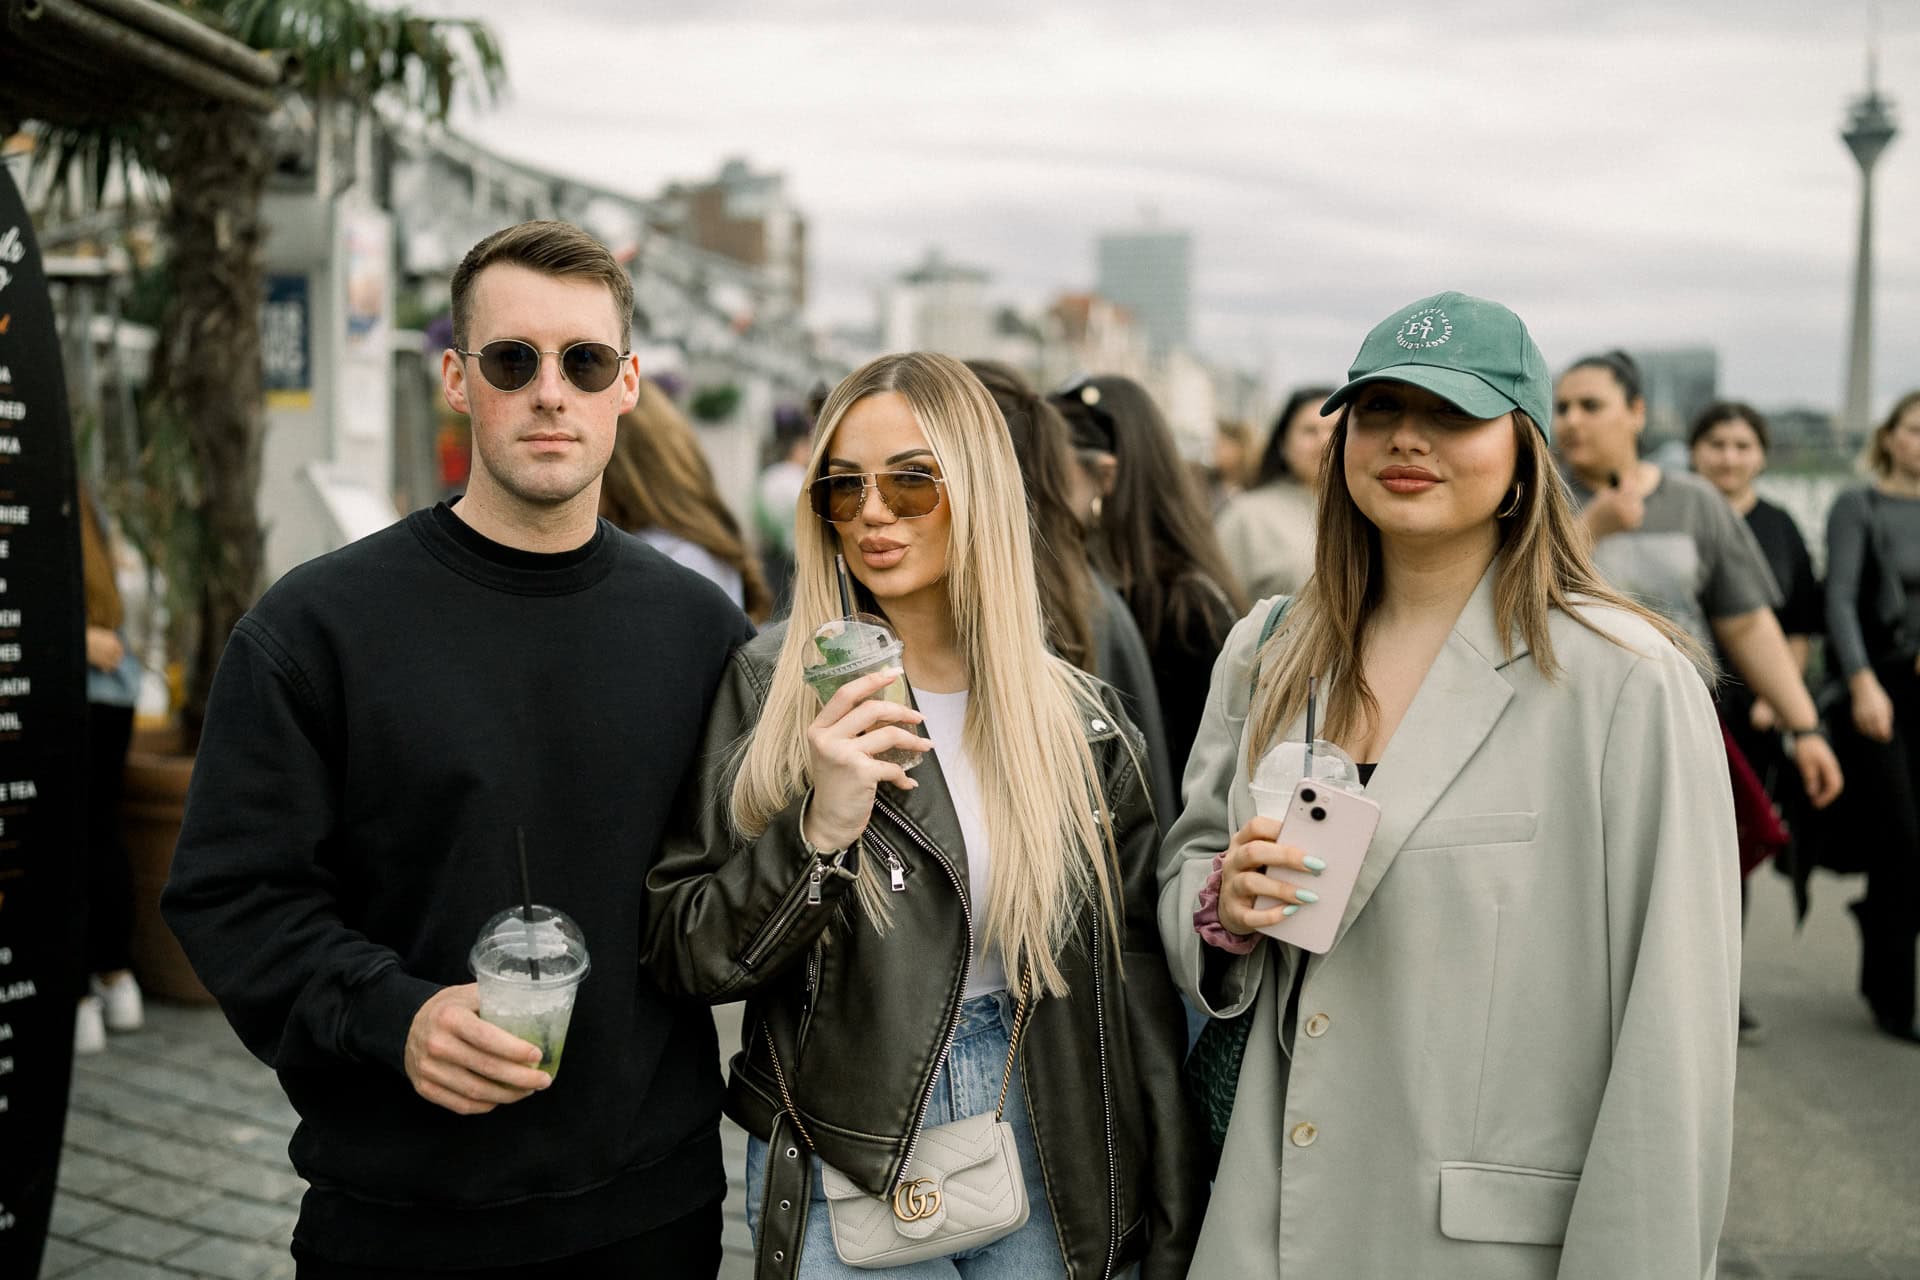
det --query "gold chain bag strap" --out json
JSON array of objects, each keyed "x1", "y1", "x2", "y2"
[{"x1": 763, "y1": 972, "x2": 1034, "y2": 1269}]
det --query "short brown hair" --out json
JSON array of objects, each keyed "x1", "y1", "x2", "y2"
[
  {"x1": 449, "y1": 220, "x2": 633, "y2": 349},
  {"x1": 1865, "y1": 389, "x2": 1920, "y2": 478}
]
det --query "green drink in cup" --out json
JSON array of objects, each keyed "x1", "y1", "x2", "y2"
[
  {"x1": 470, "y1": 905, "x2": 589, "y2": 1078},
  {"x1": 803, "y1": 612, "x2": 924, "y2": 770}
]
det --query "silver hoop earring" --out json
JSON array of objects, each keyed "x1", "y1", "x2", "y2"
[{"x1": 1496, "y1": 483, "x2": 1525, "y2": 520}]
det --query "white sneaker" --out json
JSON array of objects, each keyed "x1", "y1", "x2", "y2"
[
  {"x1": 92, "y1": 972, "x2": 145, "y2": 1033},
  {"x1": 75, "y1": 996, "x2": 107, "y2": 1055}
]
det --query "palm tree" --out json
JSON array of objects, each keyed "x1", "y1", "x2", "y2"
[{"x1": 45, "y1": 0, "x2": 504, "y2": 744}]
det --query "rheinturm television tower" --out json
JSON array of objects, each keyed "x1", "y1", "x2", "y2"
[{"x1": 1840, "y1": 32, "x2": 1898, "y2": 436}]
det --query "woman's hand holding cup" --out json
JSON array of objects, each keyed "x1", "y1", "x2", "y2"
[
  {"x1": 802, "y1": 667, "x2": 931, "y2": 851},
  {"x1": 1217, "y1": 815, "x2": 1326, "y2": 937}
]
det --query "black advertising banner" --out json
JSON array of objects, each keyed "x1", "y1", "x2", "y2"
[{"x1": 0, "y1": 166, "x2": 88, "y2": 1277}]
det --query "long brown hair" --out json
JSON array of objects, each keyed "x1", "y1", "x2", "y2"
[
  {"x1": 1245, "y1": 410, "x2": 1705, "y2": 765},
  {"x1": 1089, "y1": 375, "x2": 1247, "y2": 647},
  {"x1": 965, "y1": 360, "x2": 1096, "y2": 673},
  {"x1": 601, "y1": 379, "x2": 773, "y2": 622}
]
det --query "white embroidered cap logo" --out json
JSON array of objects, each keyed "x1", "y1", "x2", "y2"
[{"x1": 1395, "y1": 307, "x2": 1453, "y2": 350}]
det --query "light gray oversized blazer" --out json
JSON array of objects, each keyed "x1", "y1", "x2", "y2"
[{"x1": 1158, "y1": 569, "x2": 1739, "y2": 1279}]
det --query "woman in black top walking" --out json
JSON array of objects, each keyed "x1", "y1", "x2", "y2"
[
  {"x1": 1690, "y1": 401, "x2": 1824, "y2": 1036},
  {"x1": 1826, "y1": 389, "x2": 1920, "y2": 1043},
  {"x1": 1055, "y1": 375, "x2": 1246, "y2": 769}
]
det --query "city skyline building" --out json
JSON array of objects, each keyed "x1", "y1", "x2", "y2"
[
  {"x1": 1839, "y1": 34, "x2": 1898, "y2": 437},
  {"x1": 880, "y1": 247, "x2": 993, "y2": 357},
  {"x1": 1628, "y1": 345, "x2": 1720, "y2": 441},
  {"x1": 1096, "y1": 225, "x2": 1192, "y2": 353}
]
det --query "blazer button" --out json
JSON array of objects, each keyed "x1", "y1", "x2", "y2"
[
  {"x1": 1304, "y1": 1012, "x2": 1330, "y2": 1038},
  {"x1": 1091, "y1": 718, "x2": 1108, "y2": 732},
  {"x1": 1291, "y1": 1121, "x2": 1318, "y2": 1147}
]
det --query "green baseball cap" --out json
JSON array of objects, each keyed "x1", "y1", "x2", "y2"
[{"x1": 1322, "y1": 291, "x2": 1552, "y2": 439}]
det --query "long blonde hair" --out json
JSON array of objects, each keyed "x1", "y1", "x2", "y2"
[
  {"x1": 601, "y1": 379, "x2": 773, "y2": 622},
  {"x1": 729, "y1": 353, "x2": 1120, "y2": 996},
  {"x1": 1246, "y1": 410, "x2": 1705, "y2": 765}
]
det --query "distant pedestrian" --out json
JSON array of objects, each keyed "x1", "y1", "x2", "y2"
[
  {"x1": 1057, "y1": 375, "x2": 1245, "y2": 769},
  {"x1": 76, "y1": 479, "x2": 145, "y2": 1055},
  {"x1": 644, "y1": 352, "x2": 1204, "y2": 1278},
  {"x1": 164, "y1": 220, "x2": 753, "y2": 1278},
  {"x1": 756, "y1": 403, "x2": 816, "y2": 616},
  {"x1": 1207, "y1": 417, "x2": 1257, "y2": 512},
  {"x1": 1824, "y1": 389, "x2": 1920, "y2": 1044},
  {"x1": 1162, "y1": 292, "x2": 1737, "y2": 1276},
  {"x1": 1555, "y1": 350, "x2": 1843, "y2": 816},
  {"x1": 1689, "y1": 400, "x2": 1825, "y2": 1035},
  {"x1": 967, "y1": 358, "x2": 1179, "y2": 825},
  {"x1": 1214, "y1": 386, "x2": 1337, "y2": 602},
  {"x1": 602, "y1": 376, "x2": 774, "y2": 622}
]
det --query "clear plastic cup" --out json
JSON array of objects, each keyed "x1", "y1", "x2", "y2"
[
  {"x1": 469, "y1": 906, "x2": 589, "y2": 1079},
  {"x1": 1249, "y1": 738, "x2": 1362, "y2": 818},
  {"x1": 802, "y1": 612, "x2": 924, "y2": 770}
]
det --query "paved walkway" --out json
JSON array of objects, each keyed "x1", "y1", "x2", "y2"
[{"x1": 37, "y1": 871, "x2": 1920, "y2": 1278}]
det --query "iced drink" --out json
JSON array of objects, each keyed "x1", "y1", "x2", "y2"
[
  {"x1": 803, "y1": 613, "x2": 923, "y2": 769},
  {"x1": 1249, "y1": 739, "x2": 1361, "y2": 818},
  {"x1": 469, "y1": 905, "x2": 590, "y2": 1078}
]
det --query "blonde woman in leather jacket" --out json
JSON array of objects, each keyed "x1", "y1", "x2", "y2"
[{"x1": 643, "y1": 353, "x2": 1204, "y2": 1279}]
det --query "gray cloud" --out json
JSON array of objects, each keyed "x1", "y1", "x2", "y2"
[{"x1": 426, "y1": 0, "x2": 1920, "y2": 411}]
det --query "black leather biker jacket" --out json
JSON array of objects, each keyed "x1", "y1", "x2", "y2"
[{"x1": 642, "y1": 625, "x2": 1204, "y2": 1279}]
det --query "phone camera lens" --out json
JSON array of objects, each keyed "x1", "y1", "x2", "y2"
[
  {"x1": 1310, "y1": 806, "x2": 1327, "y2": 822},
  {"x1": 1299, "y1": 787, "x2": 1318, "y2": 804}
]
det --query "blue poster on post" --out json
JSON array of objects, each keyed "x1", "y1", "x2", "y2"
[{"x1": 262, "y1": 274, "x2": 311, "y2": 409}]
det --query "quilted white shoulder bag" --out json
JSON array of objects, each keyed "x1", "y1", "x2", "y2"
[{"x1": 764, "y1": 973, "x2": 1033, "y2": 1268}]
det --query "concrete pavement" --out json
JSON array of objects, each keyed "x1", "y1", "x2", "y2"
[{"x1": 38, "y1": 868, "x2": 1920, "y2": 1278}]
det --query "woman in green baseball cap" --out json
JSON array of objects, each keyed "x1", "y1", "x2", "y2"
[{"x1": 1160, "y1": 292, "x2": 1741, "y2": 1277}]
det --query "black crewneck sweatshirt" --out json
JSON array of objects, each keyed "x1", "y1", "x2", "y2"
[{"x1": 163, "y1": 504, "x2": 754, "y2": 1268}]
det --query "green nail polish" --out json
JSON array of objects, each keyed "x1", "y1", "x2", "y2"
[
  {"x1": 1296, "y1": 889, "x2": 1320, "y2": 904},
  {"x1": 1303, "y1": 856, "x2": 1327, "y2": 873},
  {"x1": 1282, "y1": 904, "x2": 1301, "y2": 917}
]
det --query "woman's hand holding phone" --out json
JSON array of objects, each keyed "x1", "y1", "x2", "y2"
[
  {"x1": 802, "y1": 668, "x2": 931, "y2": 851},
  {"x1": 1217, "y1": 815, "x2": 1325, "y2": 937}
]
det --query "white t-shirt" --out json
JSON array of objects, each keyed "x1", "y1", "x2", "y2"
[{"x1": 911, "y1": 686, "x2": 1008, "y2": 998}]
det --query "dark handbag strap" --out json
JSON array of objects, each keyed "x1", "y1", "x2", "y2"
[{"x1": 1251, "y1": 596, "x2": 1294, "y2": 695}]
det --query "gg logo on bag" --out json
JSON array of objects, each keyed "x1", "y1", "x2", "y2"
[{"x1": 892, "y1": 1177, "x2": 941, "y2": 1222}]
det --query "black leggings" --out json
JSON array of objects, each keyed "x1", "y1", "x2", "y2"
[
  {"x1": 1844, "y1": 661, "x2": 1920, "y2": 1026},
  {"x1": 85, "y1": 701, "x2": 136, "y2": 976}
]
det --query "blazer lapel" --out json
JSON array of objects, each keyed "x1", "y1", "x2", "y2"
[{"x1": 1327, "y1": 567, "x2": 1525, "y2": 951}]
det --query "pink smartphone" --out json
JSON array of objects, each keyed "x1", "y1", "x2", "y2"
[{"x1": 1253, "y1": 777, "x2": 1383, "y2": 954}]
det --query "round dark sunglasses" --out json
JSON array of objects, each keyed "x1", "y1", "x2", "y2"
[
  {"x1": 456, "y1": 339, "x2": 629, "y2": 393},
  {"x1": 808, "y1": 470, "x2": 946, "y2": 523}
]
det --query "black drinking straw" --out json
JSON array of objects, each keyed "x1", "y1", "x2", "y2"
[
  {"x1": 516, "y1": 826, "x2": 540, "y2": 981},
  {"x1": 1303, "y1": 677, "x2": 1317, "y2": 781},
  {"x1": 834, "y1": 553, "x2": 855, "y2": 617}
]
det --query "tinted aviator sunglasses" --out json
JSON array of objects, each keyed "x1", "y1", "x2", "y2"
[
  {"x1": 809, "y1": 470, "x2": 946, "y2": 523},
  {"x1": 456, "y1": 339, "x2": 630, "y2": 393}
]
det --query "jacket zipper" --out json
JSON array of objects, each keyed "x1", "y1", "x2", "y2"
[
  {"x1": 1090, "y1": 921, "x2": 1118, "y2": 1279},
  {"x1": 873, "y1": 795, "x2": 970, "y2": 1190},
  {"x1": 798, "y1": 936, "x2": 822, "y2": 1047},
  {"x1": 739, "y1": 856, "x2": 823, "y2": 971}
]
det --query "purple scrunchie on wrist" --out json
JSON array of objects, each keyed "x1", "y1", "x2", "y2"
[{"x1": 1194, "y1": 850, "x2": 1260, "y2": 955}]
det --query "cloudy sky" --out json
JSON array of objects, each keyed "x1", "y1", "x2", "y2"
[{"x1": 426, "y1": 0, "x2": 1919, "y2": 415}]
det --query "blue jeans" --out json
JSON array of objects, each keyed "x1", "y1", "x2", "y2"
[{"x1": 746, "y1": 990, "x2": 1066, "y2": 1278}]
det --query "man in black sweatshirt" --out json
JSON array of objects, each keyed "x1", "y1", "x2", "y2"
[{"x1": 163, "y1": 221, "x2": 754, "y2": 1278}]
